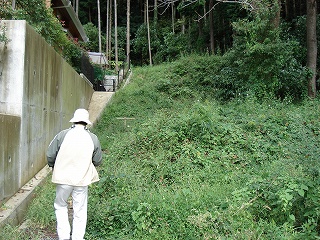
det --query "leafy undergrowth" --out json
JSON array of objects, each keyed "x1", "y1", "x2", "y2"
[
  {"x1": 2, "y1": 58, "x2": 320, "y2": 239},
  {"x1": 88, "y1": 64, "x2": 320, "y2": 239}
]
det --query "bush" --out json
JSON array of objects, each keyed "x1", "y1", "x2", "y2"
[
  {"x1": 87, "y1": 65, "x2": 320, "y2": 238},
  {"x1": 81, "y1": 22, "x2": 105, "y2": 52},
  {"x1": 153, "y1": 31, "x2": 190, "y2": 64},
  {"x1": 2, "y1": 0, "x2": 85, "y2": 72},
  {"x1": 10, "y1": 61, "x2": 320, "y2": 239},
  {"x1": 132, "y1": 23, "x2": 161, "y2": 65},
  {"x1": 158, "y1": 17, "x2": 310, "y2": 101}
]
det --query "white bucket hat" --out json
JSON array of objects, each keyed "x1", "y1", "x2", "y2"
[{"x1": 69, "y1": 108, "x2": 92, "y2": 125}]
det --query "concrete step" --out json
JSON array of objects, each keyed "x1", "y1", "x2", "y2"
[{"x1": 88, "y1": 91, "x2": 114, "y2": 126}]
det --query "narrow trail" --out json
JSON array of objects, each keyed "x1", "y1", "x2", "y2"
[
  {"x1": 3, "y1": 71, "x2": 132, "y2": 239},
  {"x1": 18, "y1": 91, "x2": 115, "y2": 240}
]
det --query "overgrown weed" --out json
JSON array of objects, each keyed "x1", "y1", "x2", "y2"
[{"x1": 2, "y1": 58, "x2": 320, "y2": 239}]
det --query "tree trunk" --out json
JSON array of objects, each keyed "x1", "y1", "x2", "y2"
[
  {"x1": 106, "y1": 0, "x2": 110, "y2": 62},
  {"x1": 203, "y1": 2, "x2": 206, "y2": 23},
  {"x1": 126, "y1": 0, "x2": 130, "y2": 62},
  {"x1": 181, "y1": 0, "x2": 185, "y2": 34},
  {"x1": 198, "y1": 19, "x2": 203, "y2": 41},
  {"x1": 285, "y1": 0, "x2": 294, "y2": 20},
  {"x1": 109, "y1": 0, "x2": 113, "y2": 64},
  {"x1": 209, "y1": 0, "x2": 214, "y2": 54},
  {"x1": 154, "y1": 0, "x2": 158, "y2": 23},
  {"x1": 171, "y1": 1, "x2": 175, "y2": 33},
  {"x1": 97, "y1": 0, "x2": 102, "y2": 54},
  {"x1": 114, "y1": 0, "x2": 119, "y2": 71},
  {"x1": 106, "y1": 0, "x2": 109, "y2": 53},
  {"x1": 76, "y1": 0, "x2": 79, "y2": 16},
  {"x1": 306, "y1": 0, "x2": 317, "y2": 98},
  {"x1": 273, "y1": 0, "x2": 281, "y2": 28},
  {"x1": 146, "y1": 0, "x2": 152, "y2": 66},
  {"x1": 182, "y1": 15, "x2": 185, "y2": 34},
  {"x1": 144, "y1": 1, "x2": 146, "y2": 24}
]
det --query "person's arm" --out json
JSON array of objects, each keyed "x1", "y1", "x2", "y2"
[
  {"x1": 90, "y1": 133, "x2": 102, "y2": 166},
  {"x1": 46, "y1": 129, "x2": 69, "y2": 168},
  {"x1": 46, "y1": 134, "x2": 59, "y2": 168}
]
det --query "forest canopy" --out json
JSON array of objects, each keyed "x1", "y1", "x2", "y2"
[
  {"x1": 0, "y1": 0, "x2": 319, "y2": 100},
  {"x1": 78, "y1": 0, "x2": 319, "y2": 100}
]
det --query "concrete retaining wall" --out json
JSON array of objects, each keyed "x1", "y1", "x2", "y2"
[{"x1": 0, "y1": 20, "x2": 94, "y2": 205}]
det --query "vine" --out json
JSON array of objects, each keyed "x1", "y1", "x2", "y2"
[
  {"x1": 1, "y1": 0, "x2": 83, "y2": 72},
  {"x1": 0, "y1": 23, "x2": 10, "y2": 45}
]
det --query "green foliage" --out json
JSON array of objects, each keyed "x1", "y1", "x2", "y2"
[
  {"x1": 92, "y1": 63, "x2": 116, "y2": 83},
  {"x1": 26, "y1": 176, "x2": 56, "y2": 229},
  {"x1": 92, "y1": 64, "x2": 105, "y2": 82},
  {"x1": 153, "y1": 31, "x2": 190, "y2": 64},
  {"x1": 83, "y1": 24, "x2": 128, "y2": 60},
  {"x1": 81, "y1": 22, "x2": 103, "y2": 52},
  {"x1": 4, "y1": 58, "x2": 320, "y2": 239},
  {"x1": 0, "y1": 225, "x2": 31, "y2": 240},
  {"x1": 1, "y1": 0, "x2": 84, "y2": 72},
  {"x1": 88, "y1": 64, "x2": 320, "y2": 239},
  {"x1": 81, "y1": 22, "x2": 127, "y2": 59},
  {"x1": 85, "y1": 65, "x2": 320, "y2": 239},
  {"x1": 114, "y1": 26, "x2": 127, "y2": 60},
  {"x1": 0, "y1": 24, "x2": 10, "y2": 44},
  {"x1": 132, "y1": 23, "x2": 161, "y2": 65},
  {"x1": 228, "y1": 17, "x2": 309, "y2": 100},
  {"x1": 0, "y1": 1, "x2": 14, "y2": 19},
  {"x1": 286, "y1": 15, "x2": 320, "y2": 76},
  {"x1": 161, "y1": 17, "x2": 310, "y2": 101},
  {"x1": 14, "y1": 0, "x2": 64, "y2": 45},
  {"x1": 62, "y1": 40, "x2": 83, "y2": 73}
]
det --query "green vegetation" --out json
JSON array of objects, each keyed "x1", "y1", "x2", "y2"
[
  {"x1": 2, "y1": 56, "x2": 320, "y2": 239},
  {"x1": 0, "y1": 2, "x2": 318, "y2": 237},
  {"x1": 1, "y1": 0, "x2": 317, "y2": 99},
  {"x1": 0, "y1": 0, "x2": 83, "y2": 72}
]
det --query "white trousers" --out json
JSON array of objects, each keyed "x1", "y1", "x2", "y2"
[{"x1": 54, "y1": 184, "x2": 88, "y2": 240}]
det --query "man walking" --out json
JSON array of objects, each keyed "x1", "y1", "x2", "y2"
[{"x1": 47, "y1": 108, "x2": 102, "y2": 240}]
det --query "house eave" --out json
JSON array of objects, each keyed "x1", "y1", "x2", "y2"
[{"x1": 51, "y1": 0, "x2": 88, "y2": 42}]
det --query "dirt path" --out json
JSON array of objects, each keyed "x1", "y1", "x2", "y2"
[{"x1": 18, "y1": 91, "x2": 115, "y2": 240}]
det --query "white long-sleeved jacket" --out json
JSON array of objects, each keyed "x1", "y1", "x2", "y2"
[{"x1": 46, "y1": 124, "x2": 102, "y2": 186}]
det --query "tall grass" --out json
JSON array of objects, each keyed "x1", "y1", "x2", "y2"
[
  {"x1": 88, "y1": 62, "x2": 320, "y2": 239},
  {"x1": 2, "y1": 57, "x2": 320, "y2": 239}
]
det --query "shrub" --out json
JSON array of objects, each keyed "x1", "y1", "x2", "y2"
[
  {"x1": 132, "y1": 23, "x2": 161, "y2": 65},
  {"x1": 157, "y1": 18, "x2": 310, "y2": 102},
  {"x1": 2, "y1": 0, "x2": 84, "y2": 72},
  {"x1": 12, "y1": 61, "x2": 320, "y2": 239}
]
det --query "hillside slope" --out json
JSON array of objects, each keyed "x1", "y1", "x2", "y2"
[
  {"x1": 88, "y1": 63, "x2": 320, "y2": 239},
  {"x1": 6, "y1": 58, "x2": 320, "y2": 239}
]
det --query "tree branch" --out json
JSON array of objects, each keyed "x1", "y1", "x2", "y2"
[{"x1": 153, "y1": 0, "x2": 255, "y2": 21}]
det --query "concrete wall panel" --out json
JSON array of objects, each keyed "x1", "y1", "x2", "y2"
[
  {"x1": 0, "y1": 21, "x2": 25, "y2": 116},
  {"x1": 0, "y1": 114, "x2": 21, "y2": 203},
  {"x1": 0, "y1": 20, "x2": 94, "y2": 204}
]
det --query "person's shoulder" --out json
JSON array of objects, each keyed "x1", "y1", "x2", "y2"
[
  {"x1": 59, "y1": 128, "x2": 72, "y2": 134},
  {"x1": 87, "y1": 130, "x2": 100, "y2": 141},
  {"x1": 87, "y1": 130, "x2": 98, "y2": 137},
  {"x1": 55, "y1": 127, "x2": 72, "y2": 138}
]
